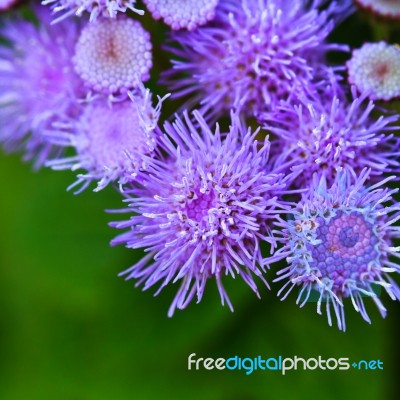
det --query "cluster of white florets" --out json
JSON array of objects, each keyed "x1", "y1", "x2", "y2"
[
  {"x1": 355, "y1": 0, "x2": 400, "y2": 20},
  {"x1": 347, "y1": 42, "x2": 400, "y2": 101},
  {"x1": 142, "y1": 0, "x2": 219, "y2": 30},
  {"x1": 73, "y1": 18, "x2": 152, "y2": 94}
]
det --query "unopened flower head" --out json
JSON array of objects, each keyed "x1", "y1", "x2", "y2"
[
  {"x1": 261, "y1": 87, "x2": 400, "y2": 188},
  {"x1": 164, "y1": 0, "x2": 351, "y2": 119},
  {"x1": 45, "y1": 85, "x2": 165, "y2": 192},
  {"x1": 73, "y1": 18, "x2": 152, "y2": 94},
  {"x1": 110, "y1": 111, "x2": 290, "y2": 316},
  {"x1": 347, "y1": 42, "x2": 400, "y2": 101},
  {"x1": 274, "y1": 169, "x2": 400, "y2": 331},
  {"x1": 142, "y1": 0, "x2": 219, "y2": 30},
  {"x1": 42, "y1": 0, "x2": 144, "y2": 23},
  {"x1": 0, "y1": 6, "x2": 82, "y2": 168},
  {"x1": 354, "y1": 0, "x2": 400, "y2": 21}
]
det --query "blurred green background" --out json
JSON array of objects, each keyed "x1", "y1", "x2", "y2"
[{"x1": 1, "y1": 2, "x2": 400, "y2": 400}]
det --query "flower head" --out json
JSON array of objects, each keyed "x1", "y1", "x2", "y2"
[
  {"x1": 45, "y1": 86, "x2": 165, "y2": 192},
  {"x1": 0, "y1": 6, "x2": 82, "y2": 168},
  {"x1": 73, "y1": 18, "x2": 152, "y2": 95},
  {"x1": 142, "y1": 0, "x2": 219, "y2": 30},
  {"x1": 274, "y1": 169, "x2": 400, "y2": 331},
  {"x1": 42, "y1": 0, "x2": 144, "y2": 23},
  {"x1": 163, "y1": 0, "x2": 351, "y2": 119},
  {"x1": 347, "y1": 42, "x2": 400, "y2": 101},
  {"x1": 261, "y1": 86, "x2": 400, "y2": 188},
  {"x1": 354, "y1": 0, "x2": 400, "y2": 21},
  {"x1": 110, "y1": 111, "x2": 290, "y2": 316}
]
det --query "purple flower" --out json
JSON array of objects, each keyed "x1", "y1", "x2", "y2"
[
  {"x1": 45, "y1": 86, "x2": 166, "y2": 192},
  {"x1": 274, "y1": 169, "x2": 400, "y2": 331},
  {"x1": 73, "y1": 17, "x2": 152, "y2": 95},
  {"x1": 0, "y1": 6, "x2": 83, "y2": 168},
  {"x1": 110, "y1": 111, "x2": 290, "y2": 316},
  {"x1": 142, "y1": 0, "x2": 219, "y2": 30},
  {"x1": 42, "y1": 0, "x2": 144, "y2": 23},
  {"x1": 261, "y1": 86, "x2": 400, "y2": 188},
  {"x1": 163, "y1": 0, "x2": 352, "y2": 119}
]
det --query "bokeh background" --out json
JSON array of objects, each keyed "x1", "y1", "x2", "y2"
[{"x1": 0, "y1": 3, "x2": 399, "y2": 400}]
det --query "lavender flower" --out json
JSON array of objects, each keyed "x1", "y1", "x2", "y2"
[
  {"x1": 347, "y1": 42, "x2": 400, "y2": 101},
  {"x1": 142, "y1": 0, "x2": 219, "y2": 30},
  {"x1": 163, "y1": 0, "x2": 351, "y2": 119},
  {"x1": 274, "y1": 169, "x2": 400, "y2": 331},
  {"x1": 110, "y1": 111, "x2": 290, "y2": 316},
  {"x1": 45, "y1": 86, "x2": 166, "y2": 192},
  {"x1": 73, "y1": 17, "x2": 152, "y2": 95},
  {"x1": 261, "y1": 86, "x2": 400, "y2": 188},
  {"x1": 0, "y1": 6, "x2": 82, "y2": 168},
  {"x1": 42, "y1": 0, "x2": 144, "y2": 23}
]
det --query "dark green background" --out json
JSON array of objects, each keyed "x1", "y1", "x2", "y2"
[{"x1": 0, "y1": 3, "x2": 399, "y2": 400}]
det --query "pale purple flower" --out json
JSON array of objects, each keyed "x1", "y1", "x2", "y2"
[
  {"x1": 0, "y1": 6, "x2": 82, "y2": 168},
  {"x1": 261, "y1": 86, "x2": 400, "y2": 188},
  {"x1": 142, "y1": 0, "x2": 219, "y2": 30},
  {"x1": 45, "y1": 86, "x2": 166, "y2": 192},
  {"x1": 73, "y1": 17, "x2": 152, "y2": 95},
  {"x1": 42, "y1": 0, "x2": 144, "y2": 23},
  {"x1": 110, "y1": 111, "x2": 290, "y2": 316},
  {"x1": 274, "y1": 169, "x2": 400, "y2": 331},
  {"x1": 163, "y1": 0, "x2": 352, "y2": 119}
]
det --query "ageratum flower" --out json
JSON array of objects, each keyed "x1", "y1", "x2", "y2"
[
  {"x1": 45, "y1": 86, "x2": 166, "y2": 192},
  {"x1": 0, "y1": 6, "x2": 82, "y2": 168},
  {"x1": 274, "y1": 169, "x2": 400, "y2": 331},
  {"x1": 110, "y1": 111, "x2": 290, "y2": 316},
  {"x1": 42, "y1": 0, "x2": 144, "y2": 23},
  {"x1": 73, "y1": 17, "x2": 152, "y2": 95},
  {"x1": 261, "y1": 86, "x2": 400, "y2": 188},
  {"x1": 354, "y1": 0, "x2": 400, "y2": 21},
  {"x1": 347, "y1": 42, "x2": 400, "y2": 101},
  {"x1": 163, "y1": 0, "x2": 352, "y2": 119},
  {"x1": 142, "y1": 0, "x2": 219, "y2": 30}
]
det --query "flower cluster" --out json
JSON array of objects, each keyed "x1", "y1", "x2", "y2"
[{"x1": 1, "y1": 0, "x2": 400, "y2": 330}]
